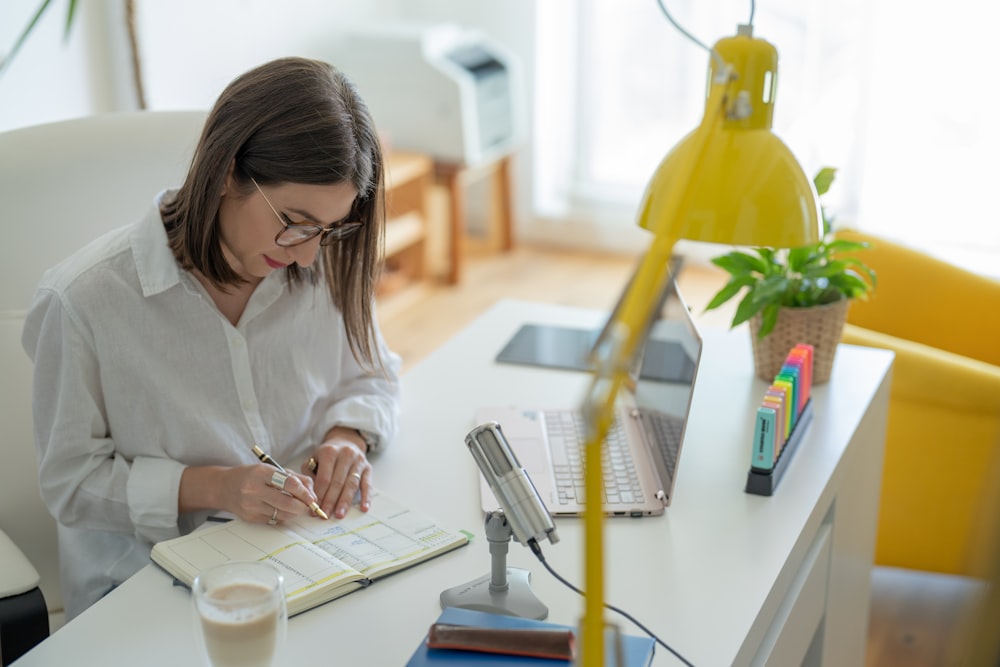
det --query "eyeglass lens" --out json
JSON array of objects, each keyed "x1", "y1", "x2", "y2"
[{"x1": 276, "y1": 221, "x2": 363, "y2": 247}]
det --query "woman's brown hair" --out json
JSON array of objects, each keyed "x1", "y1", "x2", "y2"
[{"x1": 161, "y1": 57, "x2": 385, "y2": 368}]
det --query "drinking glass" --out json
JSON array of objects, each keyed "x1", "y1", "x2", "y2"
[{"x1": 192, "y1": 561, "x2": 287, "y2": 667}]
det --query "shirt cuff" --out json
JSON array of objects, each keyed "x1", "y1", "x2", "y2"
[{"x1": 127, "y1": 456, "x2": 187, "y2": 544}]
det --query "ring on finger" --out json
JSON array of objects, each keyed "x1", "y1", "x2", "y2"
[
  {"x1": 269, "y1": 471, "x2": 288, "y2": 490},
  {"x1": 268, "y1": 507, "x2": 278, "y2": 525},
  {"x1": 351, "y1": 469, "x2": 363, "y2": 482}
]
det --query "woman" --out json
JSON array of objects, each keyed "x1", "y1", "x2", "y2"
[{"x1": 21, "y1": 57, "x2": 401, "y2": 619}]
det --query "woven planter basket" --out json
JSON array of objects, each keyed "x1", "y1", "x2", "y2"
[{"x1": 748, "y1": 298, "x2": 849, "y2": 384}]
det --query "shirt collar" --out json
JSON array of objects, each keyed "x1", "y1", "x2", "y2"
[
  {"x1": 131, "y1": 190, "x2": 184, "y2": 298},
  {"x1": 130, "y1": 190, "x2": 290, "y2": 309}
]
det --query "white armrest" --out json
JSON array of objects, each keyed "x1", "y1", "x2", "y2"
[{"x1": 0, "y1": 529, "x2": 41, "y2": 598}]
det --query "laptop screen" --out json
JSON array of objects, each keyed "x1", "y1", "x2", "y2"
[
  {"x1": 634, "y1": 277, "x2": 702, "y2": 499},
  {"x1": 604, "y1": 267, "x2": 703, "y2": 504}
]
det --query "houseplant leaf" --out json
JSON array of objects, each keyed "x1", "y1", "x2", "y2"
[{"x1": 0, "y1": 0, "x2": 79, "y2": 75}]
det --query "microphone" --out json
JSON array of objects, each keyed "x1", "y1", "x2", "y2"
[{"x1": 465, "y1": 421, "x2": 559, "y2": 546}]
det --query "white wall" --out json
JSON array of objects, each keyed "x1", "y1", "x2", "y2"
[
  {"x1": 134, "y1": 1, "x2": 384, "y2": 110},
  {"x1": 1, "y1": 0, "x2": 537, "y2": 242},
  {"x1": 0, "y1": 1, "x2": 396, "y2": 128},
  {"x1": 0, "y1": 1, "x2": 130, "y2": 130}
]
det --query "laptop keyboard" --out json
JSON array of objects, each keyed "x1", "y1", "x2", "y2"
[
  {"x1": 545, "y1": 411, "x2": 645, "y2": 506},
  {"x1": 643, "y1": 411, "x2": 684, "y2": 487}
]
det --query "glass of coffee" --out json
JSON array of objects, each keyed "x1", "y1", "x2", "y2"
[{"x1": 192, "y1": 561, "x2": 287, "y2": 667}]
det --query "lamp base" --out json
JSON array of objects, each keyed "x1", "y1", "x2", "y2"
[{"x1": 440, "y1": 567, "x2": 548, "y2": 620}]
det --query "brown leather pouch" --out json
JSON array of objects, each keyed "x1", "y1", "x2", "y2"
[{"x1": 427, "y1": 622, "x2": 576, "y2": 661}]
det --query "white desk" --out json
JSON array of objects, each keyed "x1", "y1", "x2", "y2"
[{"x1": 16, "y1": 300, "x2": 892, "y2": 666}]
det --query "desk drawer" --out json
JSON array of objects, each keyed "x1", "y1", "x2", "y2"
[{"x1": 753, "y1": 522, "x2": 833, "y2": 666}]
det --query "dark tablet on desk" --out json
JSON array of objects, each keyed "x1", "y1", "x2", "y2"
[
  {"x1": 496, "y1": 323, "x2": 598, "y2": 373},
  {"x1": 496, "y1": 323, "x2": 696, "y2": 384}
]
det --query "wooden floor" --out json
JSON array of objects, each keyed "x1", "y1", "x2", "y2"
[
  {"x1": 378, "y1": 244, "x2": 737, "y2": 373},
  {"x1": 377, "y1": 244, "x2": 985, "y2": 666}
]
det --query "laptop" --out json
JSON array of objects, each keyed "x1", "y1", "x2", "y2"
[{"x1": 475, "y1": 266, "x2": 703, "y2": 517}]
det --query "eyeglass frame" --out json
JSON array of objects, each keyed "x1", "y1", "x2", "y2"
[{"x1": 250, "y1": 177, "x2": 364, "y2": 247}]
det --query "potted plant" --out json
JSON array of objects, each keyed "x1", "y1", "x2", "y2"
[{"x1": 704, "y1": 167, "x2": 876, "y2": 383}]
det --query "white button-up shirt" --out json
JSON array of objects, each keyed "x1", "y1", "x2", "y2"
[{"x1": 21, "y1": 194, "x2": 401, "y2": 619}]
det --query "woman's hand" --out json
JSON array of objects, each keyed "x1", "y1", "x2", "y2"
[
  {"x1": 303, "y1": 427, "x2": 372, "y2": 519},
  {"x1": 180, "y1": 464, "x2": 321, "y2": 525}
]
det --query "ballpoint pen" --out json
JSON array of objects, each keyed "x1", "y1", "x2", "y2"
[{"x1": 252, "y1": 445, "x2": 329, "y2": 520}]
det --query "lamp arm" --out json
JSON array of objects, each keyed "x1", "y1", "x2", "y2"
[
  {"x1": 578, "y1": 235, "x2": 677, "y2": 666},
  {"x1": 577, "y1": 64, "x2": 732, "y2": 667}
]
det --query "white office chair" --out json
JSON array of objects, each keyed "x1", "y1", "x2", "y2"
[{"x1": 0, "y1": 110, "x2": 206, "y2": 663}]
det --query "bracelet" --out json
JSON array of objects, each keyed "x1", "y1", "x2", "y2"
[{"x1": 354, "y1": 428, "x2": 377, "y2": 453}]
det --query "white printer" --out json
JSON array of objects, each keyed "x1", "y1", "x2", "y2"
[{"x1": 336, "y1": 23, "x2": 521, "y2": 168}]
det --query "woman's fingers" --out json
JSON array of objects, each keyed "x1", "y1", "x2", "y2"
[
  {"x1": 311, "y1": 444, "x2": 371, "y2": 519},
  {"x1": 253, "y1": 469, "x2": 321, "y2": 524}
]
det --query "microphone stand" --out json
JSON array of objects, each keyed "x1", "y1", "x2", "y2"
[{"x1": 440, "y1": 509, "x2": 548, "y2": 619}]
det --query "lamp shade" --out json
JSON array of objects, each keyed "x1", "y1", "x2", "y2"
[{"x1": 636, "y1": 28, "x2": 822, "y2": 248}]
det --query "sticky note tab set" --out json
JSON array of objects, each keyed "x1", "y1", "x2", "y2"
[{"x1": 746, "y1": 344, "x2": 816, "y2": 496}]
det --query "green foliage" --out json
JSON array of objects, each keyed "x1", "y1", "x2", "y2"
[
  {"x1": 0, "y1": 0, "x2": 79, "y2": 75},
  {"x1": 704, "y1": 167, "x2": 877, "y2": 338}
]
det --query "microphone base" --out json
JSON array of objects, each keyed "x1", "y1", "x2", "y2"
[{"x1": 440, "y1": 567, "x2": 548, "y2": 620}]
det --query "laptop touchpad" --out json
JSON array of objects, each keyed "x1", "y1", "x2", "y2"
[{"x1": 508, "y1": 437, "x2": 549, "y2": 474}]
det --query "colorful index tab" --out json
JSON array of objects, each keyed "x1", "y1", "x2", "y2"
[
  {"x1": 752, "y1": 406, "x2": 777, "y2": 471},
  {"x1": 771, "y1": 380, "x2": 793, "y2": 438},
  {"x1": 781, "y1": 360, "x2": 806, "y2": 414},
  {"x1": 791, "y1": 344, "x2": 814, "y2": 404}
]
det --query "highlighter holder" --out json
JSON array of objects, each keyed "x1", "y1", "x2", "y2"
[{"x1": 745, "y1": 399, "x2": 814, "y2": 496}]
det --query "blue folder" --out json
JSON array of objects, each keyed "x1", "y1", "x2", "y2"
[{"x1": 406, "y1": 607, "x2": 656, "y2": 666}]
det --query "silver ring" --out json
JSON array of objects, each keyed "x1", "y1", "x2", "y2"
[
  {"x1": 351, "y1": 471, "x2": 363, "y2": 482},
  {"x1": 268, "y1": 507, "x2": 278, "y2": 525},
  {"x1": 269, "y1": 471, "x2": 288, "y2": 490}
]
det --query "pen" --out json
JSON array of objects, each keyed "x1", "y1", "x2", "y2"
[{"x1": 252, "y1": 445, "x2": 329, "y2": 520}]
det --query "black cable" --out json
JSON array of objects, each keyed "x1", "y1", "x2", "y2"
[{"x1": 528, "y1": 539, "x2": 696, "y2": 667}]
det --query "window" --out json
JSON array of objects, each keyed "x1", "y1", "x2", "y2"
[{"x1": 534, "y1": 0, "x2": 1000, "y2": 277}]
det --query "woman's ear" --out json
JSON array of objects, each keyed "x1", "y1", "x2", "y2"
[{"x1": 221, "y1": 159, "x2": 237, "y2": 197}]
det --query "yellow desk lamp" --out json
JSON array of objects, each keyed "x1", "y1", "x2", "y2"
[{"x1": 577, "y1": 10, "x2": 822, "y2": 667}]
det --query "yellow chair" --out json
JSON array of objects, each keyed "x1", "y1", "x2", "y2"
[{"x1": 835, "y1": 229, "x2": 1000, "y2": 576}]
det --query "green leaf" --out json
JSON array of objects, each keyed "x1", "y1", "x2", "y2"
[
  {"x1": 65, "y1": 0, "x2": 80, "y2": 41},
  {"x1": 704, "y1": 275, "x2": 755, "y2": 311},
  {"x1": 814, "y1": 167, "x2": 837, "y2": 196},
  {"x1": 786, "y1": 245, "x2": 814, "y2": 272},
  {"x1": 0, "y1": 0, "x2": 57, "y2": 74},
  {"x1": 828, "y1": 271, "x2": 873, "y2": 298},
  {"x1": 751, "y1": 274, "x2": 790, "y2": 305},
  {"x1": 755, "y1": 247, "x2": 777, "y2": 266},
  {"x1": 710, "y1": 250, "x2": 768, "y2": 277},
  {"x1": 757, "y1": 303, "x2": 781, "y2": 338},
  {"x1": 732, "y1": 290, "x2": 765, "y2": 327},
  {"x1": 826, "y1": 239, "x2": 869, "y2": 254},
  {"x1": 803, "y1": 260, "x2": 850, "y2": 279}
]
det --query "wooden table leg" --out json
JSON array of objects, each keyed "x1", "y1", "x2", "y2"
[
  {"x1": 495, "y1": 155, "x2": 515, "y2": 252},
  {"x1": 435, "y1": 163, "x2": 464, "y2": 285}
]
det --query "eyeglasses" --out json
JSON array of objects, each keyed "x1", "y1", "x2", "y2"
[{"x1": 251, "y1": 177, "x2": 363, "y2": 247}]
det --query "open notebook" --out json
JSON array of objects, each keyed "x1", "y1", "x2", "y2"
[
  {"x1": 477, "y1": 268, "x2": 702, "y2": 517},
  {"x1": 151, "y1": 490, "x2": 469, "y2": 616}
]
